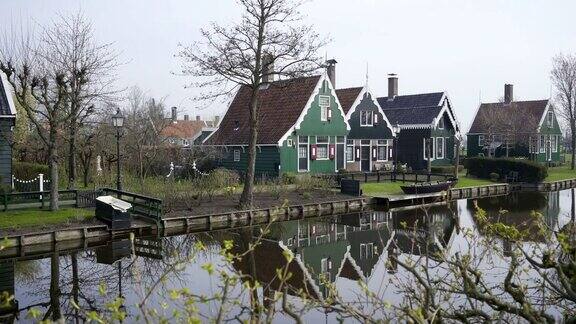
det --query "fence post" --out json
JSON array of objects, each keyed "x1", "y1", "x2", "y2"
[
  {"x1": 39, "y1": 174, "x2": 44, "y2": 201},
  {"x1": 364, "y1": 173, "x2": 368, "y2": 183},
  {"x1": 376, "y1": 171, "x2": 380, "y2": 183},
  {"x1": 10, "y1": 175, "x2": 14, "y2": 191},
  {"x1": 75, "y1": 190, "x2": 79, "y2": 208}
]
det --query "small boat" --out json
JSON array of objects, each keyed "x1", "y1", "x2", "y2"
[{"x1": 400, "y1": 180, "x2": 457, "y2": 195}]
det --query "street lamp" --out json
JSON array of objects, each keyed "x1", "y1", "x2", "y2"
[
  {"x1": 392, "y1": 124, "x2": 401, "y2": 179},
  {"x1": 112, "y1": 108, "x2": 124, "y2": 191}
]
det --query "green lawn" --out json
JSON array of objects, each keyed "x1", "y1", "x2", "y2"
[
  {"x1": 362, "y1": 173, "x2": 495, "y2": 197},
  {"x1": 546, "y1": 164, "x2": 576, "y2": 182},
  {"x1": 0, "y1": 208, "x2": 94, "y2": 229}
]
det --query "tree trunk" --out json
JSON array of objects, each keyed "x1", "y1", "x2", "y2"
[
  {"x1": 239, "y1": 90, "x2": 259, "y2": 209},
  {"x1": 49, "y1": 253, "x2": 61, "y2": 321},
  {"x1": 570, "y1": 118, "x2": 576, "y2": 170},
  {"x1": 48, "y1": 128, "x2": 59, "y2": 211},
  {"x1": 67, "y1": 126, "x2": 77, "y2": 189}
]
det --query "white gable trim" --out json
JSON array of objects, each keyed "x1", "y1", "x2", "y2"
[
  {"x1": 277, "y1": 73, "x2": 350, "y2": 146},
  {"x1": 345, "y1": 86, "x2": 396, "y2": 137},
  {"x1": 536, "y1": 100, "x2": 552, "y2": 132},
  {"x1": 0, "y1": 72, "x2": 16, "y2": 116}
]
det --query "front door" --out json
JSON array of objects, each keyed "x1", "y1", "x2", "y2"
[
  {"x1": 546, "y1": 139, "x2": 552, "y2": 161},
  {"x1": 361, "y1": 146, "x2": 370, "y2": 172},
  {"x1": 298, "y1": 144, "x2": 308, "y2": 171}
]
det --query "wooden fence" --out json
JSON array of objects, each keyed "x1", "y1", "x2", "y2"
[
  {"x1": 336, "y1": 171, "x2": 455, "y2": 184},
  {"x1": 0, "y1": 190, "x2": 83, "y2": 211}
]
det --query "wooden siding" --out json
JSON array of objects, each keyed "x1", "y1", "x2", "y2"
[
  {"x1": 347, "y1": 92, "x2": 393, "y2": 140},
  {"x1": 0, "y1": 119, "x2": 13, "y2": 186},
  {"x1": 217, "y1": 146, "x2": 280, "y2": 177}
]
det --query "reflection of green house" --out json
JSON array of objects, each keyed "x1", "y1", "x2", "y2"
[
  {"x1": 204, "y1": 70, "x2": 350, "y2": 177},
  {"x1": 467, "y1": 84, "x2": 562, "y2": 164}
]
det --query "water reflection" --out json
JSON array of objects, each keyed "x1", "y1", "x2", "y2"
[{"x1": 0, "y1": 189, "x2": 568, "y2": 321}]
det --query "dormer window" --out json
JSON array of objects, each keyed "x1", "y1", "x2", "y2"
[
  {"x1": 319, "y1": 95, "x2": 330, "y2": 121},
  {"x1": 547, "y1": 110, "x2": 553, "y2": 127},
  {"x1": 438, "y1": 117, "x2": 445, "y2": 129}
]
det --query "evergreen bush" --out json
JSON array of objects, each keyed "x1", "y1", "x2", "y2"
[{"x1": 464, "y1": 157, "x2": 547, "y2": 183}]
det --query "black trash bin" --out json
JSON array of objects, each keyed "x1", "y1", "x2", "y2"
[{"x1": 96, "y1": 195, "x2": 132, "y2": 230}]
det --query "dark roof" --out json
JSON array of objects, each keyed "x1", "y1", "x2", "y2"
[
  {"x1": 468, "y1": 99, "x2": 549, "y2": 134},
  {"x1": 376, "y1": 92, "x2": 445, "y2": 126},
  {"x1": 205, "y1": 75, "x2": 321, "y2": 145},
  {"x1": 0, "y1": 75, "x2": 14, "y2": 116},
  {"x1": 336, "y1": 87, "x2": 363, "y2": 114}
]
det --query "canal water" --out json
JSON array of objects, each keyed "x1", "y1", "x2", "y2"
[{"x1": 1, "y1": 189, "x2": 574, "y2": 323}]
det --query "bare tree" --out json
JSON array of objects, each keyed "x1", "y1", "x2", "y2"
[
  {"x1": 0, "y1": 25, "x2": 71, "y2": 210},
  {"x1": 551, "y1": 53, "x2": 576, "y2": 169},
  {"x1": 178, "y1": 0, "x2": 327, "y2": 208},
  {"x1": 39, "y1": 12, "x2": 122, "y2": 189}
]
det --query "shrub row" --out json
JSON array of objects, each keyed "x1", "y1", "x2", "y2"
[
  {"x1": 430, "y1": 165, "x2": 464, "y2": 174},
  {"x1": 13, "y1": 162, "x2": 50, "y2": 180},
  {"x1": 464, "y1": 157, "x2": 547, "y2": 183}
]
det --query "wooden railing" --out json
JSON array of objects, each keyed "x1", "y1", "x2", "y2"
[
  {"x1": 101, "y1": 188, "x2": 163, "y2": 224},
  {"x1": 336, "y1": 171, "x2": 455, "y2": 184},
  {"x1": 0, "y1": 190, "x2": 80, "y2": 211}
]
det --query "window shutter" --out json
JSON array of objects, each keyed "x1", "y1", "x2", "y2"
[
  {"x1": 311, "y1": 145, "x2": 317, "y2": 160},
  {"x1": 373, "y1": 113, "x2": 379, "y2": 125},
  {"x1": 372, "y1": 147, "x2": 377, "y2": 159},
  {"x1": 355, "y1": 147, "x2": 361, "y2": 161},
  {"x1": 329, "y1": 144, "x2": 335, "y2": 159}
]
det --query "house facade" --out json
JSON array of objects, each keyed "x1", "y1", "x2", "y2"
[
  {"x1": 203, "y1": 70, "x2": 349, "y2": 177},
  {"x1": 467, "y1": 84, "x2": 562, "y2": 164},
  {"x1": 338, "y1": 86, "x2": 395, "y2": 172},
  {"x1": 0, "y1": 73, "x2": 16, "y2": 186},
  {"x1": 161, "y1": 107, "x2": 219, "y2": 148},
  {"x1": 377, "y1": 75, "x2": 460, "y2": 171}
]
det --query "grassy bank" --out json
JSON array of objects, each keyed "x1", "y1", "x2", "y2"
[
  {"x1": 362, "y1": 173, "x2": 494, "y2": 197},
  {"x1": 0, "y1": 208, "x2": 94, "y2": 229}
]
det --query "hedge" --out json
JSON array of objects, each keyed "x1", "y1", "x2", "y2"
[
  {"x1": 464, "y1": 157, "x2": 547, "y2": 183},
  {"x1": 13, "y1": 162, "x2": 50, "y2": 180},
  {"x1": 430, "y1": 165, "x2": 464, "y2": 174}
]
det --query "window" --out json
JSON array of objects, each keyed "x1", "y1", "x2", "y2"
[
  {"x1": 478, "y1": 135, "x2": 485, "y2": 147},
  {"x1": 376, "y1": 140, "x2": 388, "y2": 161},
  {"x1": 438, "y1": 117, "x2": 445, "y2": 129},
  {"x1": 336, "y1": 136, "x2": 345, "y2": 143},
  {"x1": 287, "y1": 139, "x2": 293, "y2": 147},
  {"x1": 316, "y1": 136, "x2": 329, "y2": 159},
  {"x1": 540, "y1": 135, "x2": 545, "y2": 153},
  {"x1": 552, "y1": 135, "x2": 558, "y2": 153},
  {"x1": 298, "y1": 136, "x2": 308, "y2": 143},
  {"x1": 233, "y1": 150, "x2": 240, "y2": 162},
  {"x1": 346, "y1": 146, "x2": 354, "y2": 162},
  {"x1": 547, "y1": 110, "x2": 554, "y2": 127},
  {"x1": 360, "y1": 111, "x2": 373, "y2": 126},
  {"x1": 436, "y1": 137, "x2": 444, "y2": 159},
  {"x1": 319, "y1": 95, "x2": 330, "y2": 121},
  {"x1": 298, "y1": 146, "x2": 307, "y2": 158},
  {"x1": 423, "y1": 138, "x2": 435, "y2": 160}
]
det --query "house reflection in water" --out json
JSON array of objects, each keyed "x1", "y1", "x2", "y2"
[{"x1": 231, "y1": 202, "x2": 458, "y2": 301}]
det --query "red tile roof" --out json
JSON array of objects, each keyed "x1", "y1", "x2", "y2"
[
  {"x1": 336, "y1": 87, "x2": 363, "y2": 114},
  {"x1": 468, "y1": 99, "x2": 549, "y2": 134},
  {"x1": 205, "y1": 75, "x2": 321, "y2": 145},
  {"x1": 161, "y1": 120, "x2": 206, "y2": 139}
]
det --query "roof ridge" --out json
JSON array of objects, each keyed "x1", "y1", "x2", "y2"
[
  {"x1": 336, "y1": 86, "x2": 363, "y2": 91},
  {"x1": 481, "y1": 98, "x2": 549, "y2": 105}
]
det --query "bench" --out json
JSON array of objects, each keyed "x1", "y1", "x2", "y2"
[{"x1": 340, "y1": 179, "x2": 363, "y2": 196}]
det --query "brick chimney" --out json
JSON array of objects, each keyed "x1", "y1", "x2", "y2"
[
  {"x1": 184, "y1": 114, "x2": 189, "y2": 121},
  {"x1": 504, "y1": 84, "x2": 513, "y2": 104},
  {"x1": 326, "y1": 59, "x2": 337, "y2": 88},
  {"x1": 262, "y1": 53, "x2": 274, "y2": 83},
  {"x1": 196, "y1": 115, "x2": 201, "y2": 121},
  {"x1": 388, "y1": 74, "x2": 398, "y2": 99},
  {"x1": 171, "y1": 107, "x2": 177, "y2": 122}
]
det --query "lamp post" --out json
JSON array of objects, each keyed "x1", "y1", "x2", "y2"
[
  {"x1": 392, "y1": 124, "x2": 400, "y2": 180},
  {"x1": 112, "y1": 109, "x2": 124, "y2": 191}
]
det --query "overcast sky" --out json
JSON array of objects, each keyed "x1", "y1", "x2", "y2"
[{"x1": 2, "y1": 0, "x2": 576, "y2": 131}]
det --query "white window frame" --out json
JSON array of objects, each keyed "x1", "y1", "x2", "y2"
[
  {"x1": 478, "y1": 135, "x2": 485, "y2": 147},
  {"x1": 438, "y1": 117, "x2": 445, "y2": 130},
  {"x1": 547, "y1": 110, "x2": 553, "y2": 127},
  {"x1": 423, "y1": 138, "x2": 435, "y2": 161},
  {"x1": 552, "y1": 135, "x2": 558, "y2": 153},
  {"x1": 360, "y1": 110, "x2": 373, "y2": 127},
  {"x1": 376, "y1": 140, "x2": 388, "y2": 162},
  {"x1": 316, "y1": 136, "x2": 329, "y2": 160},
  {"x1": 436, "y1": 137, "x2": 445, "y2": 159},
  {"x1": 319, "y1": 95, "x2": 330, "y2": 122},
  {"x1": 346, "y1": 145, "x2": 354, "y2": 162},
  {"x1": 233, "y1": 149, "x2": 241, "y2": 162}
]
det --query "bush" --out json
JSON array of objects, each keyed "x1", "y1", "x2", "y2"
[
  {"x1": 430, "y1": 165, "x2": 464, "y2": 174},
  {"x1": 489, "y1": 172, "x2": 500, "y2": 182},
  {"x1": 281, "y1": 172, "x2": 297, "y2": 185},
  {"x1": 13, "y1": 162, "x2": 49, "y2": 180},
  {"x1": 464, "y1": 157, "x2": 547, "y2": 183}
]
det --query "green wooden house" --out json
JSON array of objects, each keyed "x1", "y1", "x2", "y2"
[
  {"x1": 0, "y1": 73, "x2": 16, "y2": 186},
  {"x1": 203, "y1": 71, "x2": 349, "y2": 177},
  {"x1": 467, "y1": 84, "x2": 562, "y2": 164},
  {"x1": 377, "y1": 75, "x2": 461, "y2": 171},
  {"x1": 337, "y1": 86, "x2": 395, "y2": 172}
]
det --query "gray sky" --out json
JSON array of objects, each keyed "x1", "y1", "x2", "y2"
[{"x1": 2, "y1": 0, "x2": 576, "y2": 132}]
